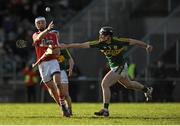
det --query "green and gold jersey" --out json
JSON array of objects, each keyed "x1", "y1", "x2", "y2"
[
  {"x1": 57, "y1": 49, "x2": 72, "y2": 70},
  {"x1": 89, "y1": 37, "x2": 132, "y2": 68}
]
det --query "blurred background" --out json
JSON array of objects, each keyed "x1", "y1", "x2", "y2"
[{"x1": 0, "y1": 0, "x2": 179, "y2": 103}]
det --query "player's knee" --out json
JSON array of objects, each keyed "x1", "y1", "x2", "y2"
[
  {"x1": 101, "y1": 82, "x2": 109, "y2": 88},
  {"x1": 125, "y1": 83, "x2": 134, "y2": 89},
  {"x1": 124, "y1": 84, "x2": 131, "y2": 89},
  {"x1": 120, "y1": 80, "x2": 132, "y2": 89}
]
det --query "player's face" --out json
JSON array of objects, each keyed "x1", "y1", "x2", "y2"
[
  {"x1": 35, "y1": 20, "x2": 46, "y2": 31},
  {"x1": 99, "y1": 34, "x2": 110, "y2": 42}
]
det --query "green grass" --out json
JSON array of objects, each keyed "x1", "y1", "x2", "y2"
[{"x1": 0, "y1": 103, "x2": 180, "y2": 125}]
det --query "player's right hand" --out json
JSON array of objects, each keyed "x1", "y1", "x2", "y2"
[{"x1": 47, "y1": 21, "x2": 54, "y2": 31}]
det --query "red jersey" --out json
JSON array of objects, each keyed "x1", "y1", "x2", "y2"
[{"x1": 32, "y1": 31, "x2": 59, "y2": 62}]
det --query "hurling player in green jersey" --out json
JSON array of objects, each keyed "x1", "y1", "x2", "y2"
[
  {"x1": 47, "y1": 30, "x2": 74, "y2": 116},
  {"x1": 57, "y1": 49, "x2": 74, "y2": 115},
  {"x1": 60, "y1": 26, "x2": 153, "y2": 117}
]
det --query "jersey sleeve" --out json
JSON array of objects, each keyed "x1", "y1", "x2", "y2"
[{"x1": 88, "y1": 40, "x2": 100, "y2": 48}]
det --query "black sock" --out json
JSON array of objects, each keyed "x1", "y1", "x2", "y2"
[
  {"x1": 104, "y1": 103, "x2": 109, "y2": 109},
  {"x1": 142, "y1": 86, "x2": 148, "y2": 92}
]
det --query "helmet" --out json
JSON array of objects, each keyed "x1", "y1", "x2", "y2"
[
  {"x1": 99, "y1": 26, "x2": 113, "y2": 36},
  {"x1": 35, "y1": 16, "x2": 46, "y2": 23}
]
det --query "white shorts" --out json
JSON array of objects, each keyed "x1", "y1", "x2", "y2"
[
  {"x1": 61, "y1": 70, "x2": 69, "y2": 84},
  {"x1": 38, "y1": 59, "x2": 60, "y2": 83},
  {"x1": 111, "y1": 63, "x2": 128, "y2": 78}
]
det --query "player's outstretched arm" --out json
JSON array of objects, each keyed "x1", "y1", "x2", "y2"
[
  {"x1": 128, "y1": 38, "x2": 153, "y2": 53},
  {"x1": 60, "y1": 42, "x2": 90, "y2": 49}
]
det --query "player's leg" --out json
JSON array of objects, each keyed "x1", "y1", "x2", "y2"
[
  {"x1": 43, "y1": 75, "x2": 70, "y2": 117},
  {"x1": 62, "y1": 84, "x2": 72, "y2": 115},
  {"x1": 117, "y1": 63, "x2": 153, "y2": 101},
  {"x1": 40, "y1": 79, "x2": 60, "y2": 104},
  {"x1": 45, "y1": 80, "x2": 61, "y2": 105},
  {"x1": 53, "y1": 73, "x2": 71, "y2": 117},
  {"x1": 118, "y1": 77, "x2": 144, "y2": 90},
  {"x1": 39, "y1": 60, "x2": 70, "y2": 117},
  {"x1": 61, "y1": 70, "x2": 72, "y2": 115},
  {"x1": 94, "y1": 70, "x2": 120, "y2": 117},
  {"x1": 38, "y1": 61, "x2": 62, "y2": 105},
  {"x1": 118, "y1": 78, "x2": 153, "y2": 101}
]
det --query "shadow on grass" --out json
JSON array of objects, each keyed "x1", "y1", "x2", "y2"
[
  {"x1": 3, "y1": 115, "x2": 60, "y2": 119},
  {"x1": 74, "y1": 116, "x2": 180, "y2": 120},
  {"x1": 4, "y1": 115, "x2": 179, "y2": 120}
]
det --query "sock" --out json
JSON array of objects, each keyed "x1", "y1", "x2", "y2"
[
  {"x1": 142, "y1": 86, "x2": 148, "y2": 92},
  {"x1": 104, "y1": 103, "x2": 109, "y2": 110},
  {"x1": 68, "y1": 107, "x2": 72, "y2": 111},
  {"x1": 59, "y1": 95, "x2": 65, "y2": 106},
  {"x1": 68, "y1": 107, "x2": 72, "y2": 114}
]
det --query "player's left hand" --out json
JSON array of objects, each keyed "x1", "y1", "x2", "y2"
[
  {"x1": 67, "y1": 68, "x2": 73, "y2": 77},
  {"x1": 146, "y1": 44, "x2": 153, "y2": 53},
  {"x1": 47, "y1": 21, "x2": 54, "y2": 31}
]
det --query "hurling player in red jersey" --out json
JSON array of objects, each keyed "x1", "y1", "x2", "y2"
[{"x1": 32, "y1": 16, "x2": 70, "y2": 117}]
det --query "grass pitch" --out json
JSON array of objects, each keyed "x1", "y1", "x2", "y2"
[{"x1": 0, "y1": 103, "x2": 180, "y2": 125}]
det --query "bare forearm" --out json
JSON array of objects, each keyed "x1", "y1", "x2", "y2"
[
  {"x1": 69, "y1": 43, "x2": 88, "y2": 48},
  {"x1": 36, "y1": 29, "x2": 49, "y2": 41},
  {"x1": 129, "y1": 39, "x2": 148, "y2": 49},
  {"x1": 60, "y1": 42, "x2": 90, "y2": 49},
  {"x1": 129, "y1": 38, "x2": 153, "y2": 52}
]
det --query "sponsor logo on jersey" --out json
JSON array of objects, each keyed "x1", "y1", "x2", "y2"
[
  {"x1": 39, "y1": 39, "x2": 53, "y2": 46},
  {"x1": 101, "y1": 46, "x2": 128, "y2": 56}
]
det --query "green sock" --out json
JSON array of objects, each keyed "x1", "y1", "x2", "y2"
[{"x1": 104, "y1": 103, "x2": 109, "y2": 110}]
